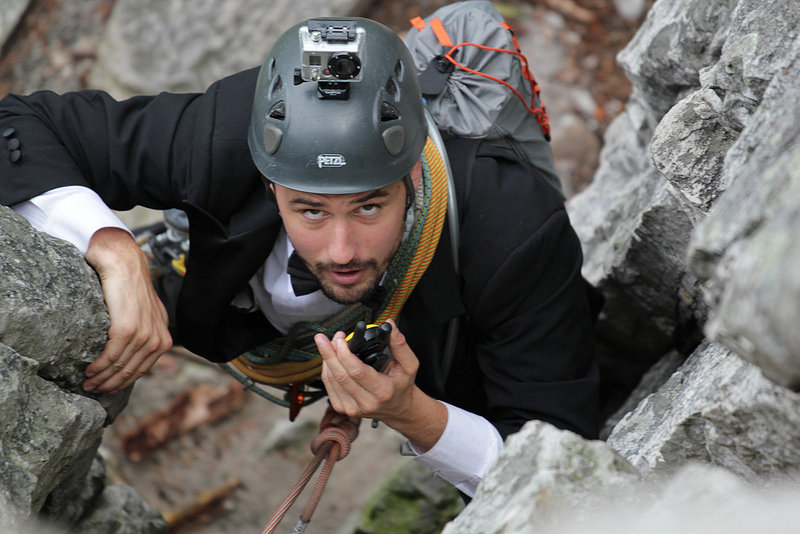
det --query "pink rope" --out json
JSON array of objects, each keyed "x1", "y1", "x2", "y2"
[{"x1": 261, "y1": 408, "x2": 360, "y2": 534}]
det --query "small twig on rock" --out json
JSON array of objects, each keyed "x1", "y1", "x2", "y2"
[
  {"x1": 121, "y1": 381, "x2": 247, "y2": 460},
  {"x1": 163, "y1": 477, "x2": 243, "y2": 531},
  {"x1": 543, "y1": 0, "x2": 597, "y2": 23}
]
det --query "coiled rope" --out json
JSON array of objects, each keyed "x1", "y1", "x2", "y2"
[{"x1": 260, "y1": 408, "x2": 361, "y2": 534}]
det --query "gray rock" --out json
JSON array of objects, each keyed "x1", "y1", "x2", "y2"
[
  {"x1": 600, "y1": 350, "x2": 686, "y2": 440},
  {"x1": 0, "y1": 207, "x2": 106, "y2": 371},
  {"x1": 702, "y1": 203, "x2": 800, "y2": 390},
  {"x1": 0, "y1": 207, "x2": 129, "y2": 421},
  {"x1": 568, "y1": 106, "x2": 704, "y2": 396},
  {"x1": 616, "y1": 0, "x2": 733, "y2": 118},
  {"x1": 535, "y1": 463, "x2": 800, "y2": 534},
  {"x1": 0, "y1": 345, "x2": 106, "y2": 525},
  {"x1": 607, "y1": 342, "x2": 800, "y2": 481},
  {"x1": 698, "y1": 0, "x2": 800, "y2": 134},
  {"x1": 44, "y1": 455, "x2": 106, "y2": 526},
  {"x1": 650, "y1": 0, "x2": 800, "y2": 214},
  {"x1": 442, "y1": 422, "x2": 640, "y2": 534},
  {"x1": 69, "y1": 485, "x2": 168, "y2": 534},
  {"x1": 649, "y1": 89, "x2": 738, "y2": 211},
  {"x1": 0, "y1": 0, "x2": 30, "y2": 52},
  {"x1": 686, "y1": 31, "x2": 800, "y2": 389},
  {"x1": 0, "y1": 207, "x2": 157, "y2": 531},
  {"x1": 89, "y1": 0, "x2": 372, "y2": 97}
]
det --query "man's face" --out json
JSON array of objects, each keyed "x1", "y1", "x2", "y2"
[{"x1": 273, "y1": 179, "x2": 408, "y2": 305}]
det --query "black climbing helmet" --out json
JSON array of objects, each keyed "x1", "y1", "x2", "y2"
[{"x1": 248, "y1": 17, "x2": 427, "y2": 194}]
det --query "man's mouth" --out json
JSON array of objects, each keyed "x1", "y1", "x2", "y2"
[{"x1": 327, "y1": 268, "x2": 365, "y2": 286}]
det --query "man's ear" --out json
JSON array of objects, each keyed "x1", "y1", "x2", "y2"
[
  {"x1": 263, "y1": 180, "x2": 277, "y2": 203},
  {"x1": 410, "y1": 159, "x2": 423, "y2": 191}
]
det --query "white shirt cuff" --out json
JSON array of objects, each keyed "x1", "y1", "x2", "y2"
[
  {"x1": 11, "y1": 185, "x2": 131, "y2": 255},
  {"x1": 407, "y1": 402, "x2": 503, "y2": 497}
]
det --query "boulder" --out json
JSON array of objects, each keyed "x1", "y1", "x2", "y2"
[
  {"x1": 89, "y1": 0, "x2": 372, "y2": 98},
  {"x1": 442, "y1": 421, "x2": 640, "y2": 534},
  {"x1": 0, "y1": 0, "x2": 30, "y2": 52},
  {"x1": 0, "y1": 345, "x2": 105, "y2": 529},
  {"x1": 511, "y1": 463, "x2": 799, "y2": 534},
  {"x1": 70, "y1": 485, "x2": 168, "y2": 534},
  {"x1": 0, "y1": 207, "x2": 164, "y2": 533},
  {"x1": 0, "y1": 206, "x2": 128, "y2": 420},
  {"x1": 687, "y1": 28, "x2": 800, "y2": 389},
  {"x1": 608, "y1": 342, "x2": 800, "y2": 480}
]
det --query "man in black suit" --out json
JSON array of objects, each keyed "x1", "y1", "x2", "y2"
[{"x1": 0, "y1": 17, "x2": 598, "y2": 496}]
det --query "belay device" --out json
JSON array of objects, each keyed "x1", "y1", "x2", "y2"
[{"x1": 345, "y1": 321, "x2": 393, "y2": 373}]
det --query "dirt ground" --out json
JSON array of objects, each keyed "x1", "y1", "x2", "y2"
[
  {"x1": 100, "y1": 349, "x2": 408, "y2": 534},
  {"x1": 0, "y1": 1, "x2": 649, "y2": 532}
]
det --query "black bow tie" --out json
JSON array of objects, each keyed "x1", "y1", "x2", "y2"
[{"x1": 287, "y1": 251, "x2": 321, "y2": 296}]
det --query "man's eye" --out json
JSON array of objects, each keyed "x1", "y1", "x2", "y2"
[
  {"x1": 303, "y1": 209, "x2": 325, "y2": 220},
  {"x1": 358, "y1": 204, "x2": 380, "y2": 215}
]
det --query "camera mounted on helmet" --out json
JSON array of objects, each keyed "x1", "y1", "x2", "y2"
[{"x1": 298, "y1": 19, "x2": 364, "y2": 100}]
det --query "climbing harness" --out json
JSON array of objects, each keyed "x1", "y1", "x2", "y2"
[{"x1": 219, "y1": 132, "x2": 451, "y2": 420}]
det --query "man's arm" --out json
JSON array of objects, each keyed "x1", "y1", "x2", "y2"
[
  {"x1": 315, "y1": 320, "x2": 503, "y2": 497},
  {"x1": 84, "y1": 227, "x2": 172, "y2": 393},
  {"x1": 12, "y1": 186, "x2": 172, "y2": 393}
]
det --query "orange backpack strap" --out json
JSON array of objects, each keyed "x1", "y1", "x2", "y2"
[{"x1": 429, "y1": 17, "x2": 454, "y2": 48}]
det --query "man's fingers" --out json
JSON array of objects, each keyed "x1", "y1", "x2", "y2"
[
  {"x1": 84, "y1": 313, "x2": 172, "y2": 393},
  {"x1": 385, "y1": 319, "x2": 418, "y2": 374},
  {"x1": 114, "y1": 350, "x2": 164, "y2": 392}
]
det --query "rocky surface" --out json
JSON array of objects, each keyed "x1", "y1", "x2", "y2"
[
  {"x1": 88, "y1": 0, "x2": 372, "y2": 98},
  {"x1": 0, "y1": 0, "x2": 29, "y2": 52},
  {"x1": 444, "y1": 0, "x2": 800, "y2": 531},
  {"x1": 0, "y1": 206, "x2": 165, "y2": 534}
]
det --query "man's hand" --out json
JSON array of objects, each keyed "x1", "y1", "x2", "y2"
[
  {"x1": 83, "y1": 227, "x2": 172, "y2": 394},
  {"x1": 315, "y1": 319, "x2": 448, "y2": 452}
]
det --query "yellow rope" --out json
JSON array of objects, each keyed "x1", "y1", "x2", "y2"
[{"x1": 377, "y1": 137, "x2": 448, "y2": 322}]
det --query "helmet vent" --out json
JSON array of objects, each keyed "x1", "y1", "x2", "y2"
[
  {"x1": 268, "y1": 101, "x2": 286, "y2": 120},
  {"x1": 394, "y1": 60, "x2": 403, "y2": 80},
  {"x1": 269, "y1": 75, "x2": 283, "y2": 98},
  {"x1": 268, "y1": 57, "x2": 277, "y2": 78},
  {"x1": 380, "y1": 102, "x2": 399, "y2": 122},
  {"x1": 385, "y1": 77, "x2": 399, "y2": 100}
]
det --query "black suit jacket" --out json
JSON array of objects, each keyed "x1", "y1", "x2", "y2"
[{"x1": 0, "y1": 68, "x2": 599, "y2": 439}]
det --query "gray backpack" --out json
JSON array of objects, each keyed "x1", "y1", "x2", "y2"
[{"x1": 404, "y1": 0, "x2": 562, "y2": 196}]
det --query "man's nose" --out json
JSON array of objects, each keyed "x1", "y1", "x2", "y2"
[{"x1": 328, "y1": 221, "x2": 357, "y2": 265}]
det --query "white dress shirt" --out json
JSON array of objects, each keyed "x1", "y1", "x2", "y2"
[{"x1": 12, "y1": 185, "x2": 503, "y2": 497}]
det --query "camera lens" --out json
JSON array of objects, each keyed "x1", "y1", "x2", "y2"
[{"x1": 328, "y1": 52, "x2": 361, "y2": 80}]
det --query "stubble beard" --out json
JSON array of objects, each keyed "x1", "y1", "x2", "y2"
[{"x1": 302, "y1": 228, "x2": 404, "y2": 305}]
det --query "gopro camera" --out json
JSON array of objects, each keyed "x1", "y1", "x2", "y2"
[{"x1": 300, "y1": 20, "x2": 364, "y2": 99}]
